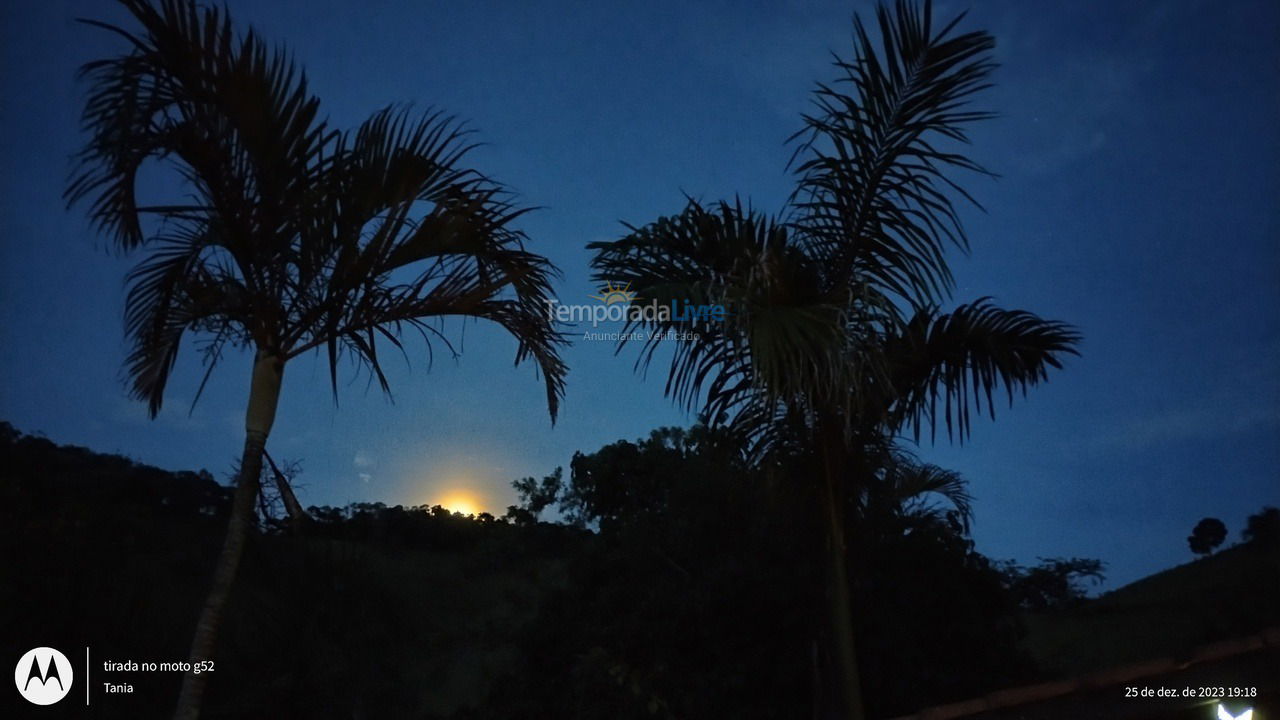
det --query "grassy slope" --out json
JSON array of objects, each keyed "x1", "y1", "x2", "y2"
[{"x1": 1022, "y1": 542, "x2": 1280, "y2": 678}]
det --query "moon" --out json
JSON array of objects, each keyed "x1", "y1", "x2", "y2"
[{"x1": 436, "y1": 490, "x2": 483, "y2": 516}]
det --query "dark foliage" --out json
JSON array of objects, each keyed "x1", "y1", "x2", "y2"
[
  {"x1": 10, "y1": 422, "x2": 1278, "y2": 718},
  {"x1": 1, "y1": 420, "x2": 1068, "y2": 718},
  {"x1": 486, "y1": 426, "x2": 1051, "y2": 718},
  {"x1": 998, "y1": 557, "x2": 1106, "y2": 612},
  {"x1": 1243, "y1": 506, "x2": 1280, "y2": 549},
  {"x1": 1188, "y1": 517, "x2": 1228, "y2": 556},
  {"x1": 0, "y1": 422, "x2": 579, "y2": 719}
]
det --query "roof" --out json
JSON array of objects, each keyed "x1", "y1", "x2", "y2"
[{"x1": 888, "y1": 626, "x2": 1280, "y2": 720}]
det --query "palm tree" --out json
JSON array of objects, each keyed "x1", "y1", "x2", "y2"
[
  {"x1": 589, "y1": 2, "x2": 1078, "y2": 717},
  {"x1": 66, "y1": 2, "x2": 566, "y2": 718},
  {"x1": 856, "y1": 442, "x2": 974, "y2": 539}
]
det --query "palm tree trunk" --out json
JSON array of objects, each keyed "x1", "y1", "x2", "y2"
[
  {"x1": 820, "y1": 426, "x2": 865, "y2": 720},
  {"x1": 173, "y1": 351, "x2": 284, "y2": 720}
]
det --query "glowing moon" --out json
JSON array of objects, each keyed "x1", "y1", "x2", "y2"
[{"x1": 436, "y1": 490, "x2": 483, "y2": 516}]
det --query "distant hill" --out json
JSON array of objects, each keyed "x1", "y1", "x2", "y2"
[
  {"x1": 1023, "y1": 540, "x2": 1280, "y2": 677},
  {"x1": 4, "y1": 420, "x2": 1275, "y2": 719},
  {"x1": 0, "y1": 421, "x2": 578, "y2": 719},
  {"x1": 0, "y1": 420, "x2": 230, "y2": 516}
]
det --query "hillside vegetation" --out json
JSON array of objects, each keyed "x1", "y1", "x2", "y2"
[
  {"x1": 4, "y1": 422, "x2": 1276, "y2": 719},
  {"x1": 1023, "y1": 541, "x2": 1280, "y2": 678}
]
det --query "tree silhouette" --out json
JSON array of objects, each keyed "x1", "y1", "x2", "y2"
[
  {"x1": 497, "y1": 425, "x2": 1051, "y2": 717},
  {"x1": 1242, "y1": 506, "x2": 1280, "y2": 548},
  {"x1": 66, "y1": 2, "x2": 565, "y2": 717},
  {"x1": 257, "y1": 451, "x2": 307, "y2": 532},
  {"x1": 998, "y1": 557, "x2": 1105, "y2": 611},
  {"x1": 853, "y1": 442, "x2": 973, "y2": 541},
  {"x1": 508, "y1": 467, "x2": 564, "y2": 524},
  {"x1": 588, "y1": 2, "x2": 1079, "y2": 717},
  {"x1": 1188, "y1": 517, "x2": 1228, "y2": 556}
]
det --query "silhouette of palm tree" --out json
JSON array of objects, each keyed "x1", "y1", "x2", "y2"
[
  {"x1": 590, "y1": 2, "x2": 1078, "y2": 717},
  {"x1": 856, "y1": 442, "x2": 974, "y2": 539},
  {"x1": 66, "y1": 2, "x2": 566, "y2": 718}
]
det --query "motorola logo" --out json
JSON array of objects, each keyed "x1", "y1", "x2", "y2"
[{"x1": 14, "y1": 647, "x2": 73, "y2": 705}]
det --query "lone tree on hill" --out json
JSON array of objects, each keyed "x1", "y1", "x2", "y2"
[
  {"x1": 1188, "y1": 517, "x2": 1228, "y2": 556},
  {"x1": 1242, "y1": 506, "x2": 1279, "y2": 548}
]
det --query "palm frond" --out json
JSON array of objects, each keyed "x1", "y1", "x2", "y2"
[
  {"x1": 789, "y1": 0, "x2": 997, "y2": 311},
  {"x1": 881, "y1": 450, "x2": 973, "y2": 532},
  {"x1": 67, "y1": 0, "x2": 333, "y2": 405},
  {"x1": 284, "y1": 107, "x2": 566, "y2": 419},
  {"x1": 122, "y1": 219, "x2": 251, "y2": 415},
  {"x1": 67, "y1": 0, "x2": 330, "y2": 258},
  {"x1": 879, "y1": 298, "x2": 1081, "y2": 442},
  {"x1": 69, "y1": 1, "x2": 566, "y2": 422},
  {"x1": 590, "y1": 199, "x2": 852, "y2": 421}
]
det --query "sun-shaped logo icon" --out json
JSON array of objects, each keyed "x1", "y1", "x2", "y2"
[{"x1": 589, "y1": 281, "x2": 636, "y2": 305}]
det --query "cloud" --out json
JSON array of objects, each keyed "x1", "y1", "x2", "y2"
[
  {"x1": 354, "y1": 450, "x2": 376, "y2": 484},
  {"x1": 353, "y1": 449, "x2": 375, "y2": 469},
  {"x1": 1088, "y1": 379, "x2": 1280, "y2": 456},
  {"x1": 1097, "y1": 401, "x2": 1279, "y2": 453}
]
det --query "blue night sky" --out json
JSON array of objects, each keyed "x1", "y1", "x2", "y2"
[{"x1": 1, "y1": 0, "x2": 1277, "y2": 589}]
